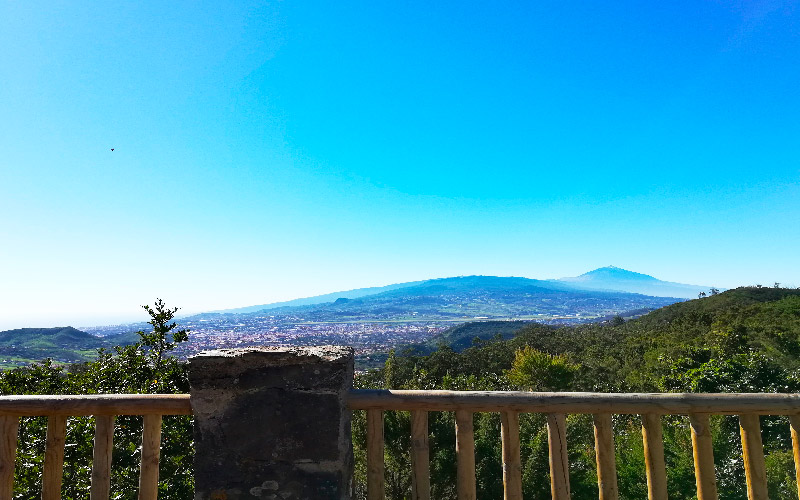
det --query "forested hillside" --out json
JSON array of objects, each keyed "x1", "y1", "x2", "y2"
[
  {"x1": 1, "y1": 289, "x2": 799, "y2": 499},
  {"x1": 0, "y1": 327, "x2": 139, "y2": 368},
  {"x1": 352, "y1": 287, "x2": 800, "y2": 499}
]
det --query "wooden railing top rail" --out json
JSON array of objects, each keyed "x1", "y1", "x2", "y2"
[
  {"x1": 347, "y1": 389, "x2": 800, "y2": 415},
  {"x1": 5, "y1": 391, "x2": 800, "y2": 416},
  {"x1": 0, "y1": 394, "x2": 192, "y2": 416}
]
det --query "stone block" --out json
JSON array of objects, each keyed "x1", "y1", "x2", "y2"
[{"x1": 189, "y1": 346, "x2": 354, "y2": 500}]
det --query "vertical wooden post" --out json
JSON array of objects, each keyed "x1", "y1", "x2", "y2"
[
  {"x1": 689, "y1": 413, "x2": 718, "y2": 500},
  {"x1": 138, "y1": 414, "x2": 161, "y2": 500},
  {"x1": 547, "y1": 413, "x2": 570, "y2": 500},
  {"x1": 90, "y1": 415, "x2": 115, "y2": 500},
  {"x1": 641, "y1": 413, "x2": 668, "y2": 500},
  {"x1": 593, "y1": 413, "x2": 618, "y2": 500},
  {"x1": 410, "y1": 410, "x2": 430, "y2": 500},
  {"x1": 42, "y1": 415, "x2": 67, "y2": 500},
  {"x1": 0, "y1": 416, "x2": 19, "y2": 499},
  {"x1": 501, "y1": 411, "x2": 522, "y2": 500},
  {"x1": 455, "y1": 410, "x2": 476, "y2": 500},
  {"x1": 790, "y1": 415, "x2": 800, "y2": 500},
  {"x1": 367, "y1": 410, "x2": 385, "y2": 500},
  {"x1": 739, "y1": 414, "x2": 768, "y2": 500}
]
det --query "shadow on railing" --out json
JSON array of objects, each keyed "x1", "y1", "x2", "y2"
[
  {"x1": 348, "y1": 390, "x2": 800, "y2": 500},
  {"x1": 0, "y1": 394, "x2": 191, "y2": 500}
]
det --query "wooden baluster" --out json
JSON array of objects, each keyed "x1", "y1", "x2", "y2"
[
  {"x1": 90, "y1": 415, "x2": 115, "y2": 500},
  {"x1": 593, "y1": 413, "x2": 618, "y2": 500},
  {"x1": 42, "y1": 415, "x2": 67, "y2": 500},
  {"x1": 790, "y1": 415, "x2": 800, "y2": 500},
  {"x1": 410, "y1": 410, "x2": 430, "y2": 500},
  {"x1": 455, "y1": 410, "x2": 476, "y2": 500},
  {"x1": 641, "y1": 414, "x2": 668, "y2": 500},
  {"x1": 547, "y1": 413, "x2": 570, "y2": 500},
  {"x1": 501, "y1": 411, "x2": 522, "y2": 500},
  {"x1": 367, "y1": 410, "x2": 385, "y2": 500},
  {"x1": 689, "y1": 413, "x2": 718, "y2": 500},
  {"x1": 138, "y1": 415, "x2": 161, "y2": 500},
  {"x1": 739, "y1": 414, "x2": 768, "y2": 500},
  {"x1": 0, "y1": 416, "x2": 19, "y2": 499}
]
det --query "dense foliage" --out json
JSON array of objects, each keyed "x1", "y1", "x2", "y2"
[
  {"x1": 4, "y1": 288, "x2": 800, "y2": 499},
  {"x1": 0, "y1": 300, "x2": 192, "y2": 500},
  {"x1": 352, "y1": 287, "x2": 800, "y2": 499}
]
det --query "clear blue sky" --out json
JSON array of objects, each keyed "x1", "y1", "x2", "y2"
[{"x1": 1, "y1": 1, "x2": 798, "y2": 329}]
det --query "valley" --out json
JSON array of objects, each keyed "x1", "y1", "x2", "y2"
[{"x1": 1, "y1": 269, "x2": 704, "y2": 368}]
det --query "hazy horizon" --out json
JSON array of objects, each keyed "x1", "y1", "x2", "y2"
[
  {"x1": 2, "y1": 2, "x2": 798, "y2": 330},
  {"x1": 0, "y1": 266, "x2": 775, "y2": 330}
]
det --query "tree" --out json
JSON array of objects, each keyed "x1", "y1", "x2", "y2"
[
  {"x1": 0, "y1": 299, "x2": 193, "y2": 500},
  {"x1": 506, "y1": 346, "x2": 579, "y2": 391},
  {"x1": 138, "y1": 298, "x2": 190, "y2": 372}
]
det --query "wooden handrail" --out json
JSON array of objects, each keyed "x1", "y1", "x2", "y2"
[
  {"x1": 351, "y1": 390, "x2": 800, "y2": 500},
  {"x1": 4, "y1": 391, "x2": 800, "y2": 500},
  {"x1": 348, "y1": 389, "x2": 800, "y2": 414},
  {"x1": 0, "y1": 394, "x2": 193, "y2": 500},
  {"x1": 0, "y1": 394, "x2": 192, "y2": 416}
]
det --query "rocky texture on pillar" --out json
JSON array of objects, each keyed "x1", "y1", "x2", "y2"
[{"x1": 188, "y1": 346, "x2": 354, "y2": 500}]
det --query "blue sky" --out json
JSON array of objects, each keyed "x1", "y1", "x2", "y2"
[{"x1": 1, "y1": 1, "x2": 798, "y2": 329}]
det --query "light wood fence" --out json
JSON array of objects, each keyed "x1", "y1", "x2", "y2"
[
  {"x1": 4, "y1": 391, "x2": 800, "y2": 500},
  {"x1": 348, "y1": 390, "x2": 800, "y2": 500},
  {"x1": 0, "y1": 394, "x2": 192, "y2": 500}
]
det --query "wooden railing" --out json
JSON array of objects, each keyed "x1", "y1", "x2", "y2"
[
  {"x1": 348, "y1": 390, "x2": 800, "y2": 500},
  {"x1": 5, "y1": 390, "x2": 800, "y2": 500},
  {"x1": 0, "y1": 394, "x2": 192, "y2": 500}
]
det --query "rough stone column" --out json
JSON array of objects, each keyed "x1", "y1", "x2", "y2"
[{"x1": 188, "y1": 346, "x2": 354, "y2": 500}]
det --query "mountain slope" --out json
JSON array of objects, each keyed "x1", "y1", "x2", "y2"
[
  {"x1": 209, "y1": 275, "x2": 682, "y2": 323},
  {"x1": 555, "y1": 266, "x2": 715, "y2": 298},
  {"x1": 214, "y1": 268, "x2": 710, "y2": 315},
  {"x1": 0, "y1": 327, "x2": 139, "y2": 366},
  {"x1": 215, "y1": 280, "x2": 429, "y2": 314}
]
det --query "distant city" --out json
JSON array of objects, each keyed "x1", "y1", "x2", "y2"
[
  {"x1": 80, "y1": 267, "x2": 697, "y2": 363},
  {"x1": 3, "y1": 268, "x2": 714, "y2": 369},
  {"x1": 85, "y1": 312, "x2": 606, "y2": 364}
]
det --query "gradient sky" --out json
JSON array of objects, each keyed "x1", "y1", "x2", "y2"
[{"x1": 1, "y1": 1, "x2": 799, "y2": 329}]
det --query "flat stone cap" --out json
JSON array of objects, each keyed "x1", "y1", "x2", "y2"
[
  {"x1": 190, "y1": 345, "x2": 353, "y2": 365},
  {"x1": 188, "y1": 346, "x2": 355, "y2": 390}
]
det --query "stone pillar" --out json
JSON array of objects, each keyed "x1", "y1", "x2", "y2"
[{"x1": 188, "y1": 346, "x2": 354, "y2": 500}]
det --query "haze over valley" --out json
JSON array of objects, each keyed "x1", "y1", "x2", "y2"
[{"x1": 1, "y1": 267, "x2": 721, "y2": 368}]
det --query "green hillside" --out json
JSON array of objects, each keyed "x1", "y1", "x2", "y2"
[
  {"x1": 358, "y1": 287, "x2": 800, "y2": 499},
  {"x1": 418, "y1": 286, "x2": 800, "y2": 393},
  {"x1": 0, "y1": 327, "x2": 140, "y2": 368}
]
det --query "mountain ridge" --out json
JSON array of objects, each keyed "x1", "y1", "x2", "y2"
[
  {"x1": 190, "y1": 273, "x2": 682, "y2": 326},
  {"x1": 554, "y1": 266, "x2": 716, "y2": 299},
  {"x1": 0, "y1": 327, "x2": 140, "y2": 367},
  {"x1": 212, "y1": 267, "x2": 708, "y2": 315}
]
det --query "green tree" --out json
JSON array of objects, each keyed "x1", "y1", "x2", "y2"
[
  {"x1": 506, "y1": 346, "x2": 579, "y2": 391},
  {"x1": 0, "y1": 299, "x2": 193, "y2": 500},
  {"x1": 138, "y1": 298, "x2": 190, "y2": 372}
]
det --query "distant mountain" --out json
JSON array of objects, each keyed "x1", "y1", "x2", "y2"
[
  {"x1": 201, "y1": 275, "x2": 681, "y2": 323},
  {"x1": 554, "y1": 266, "x2": 715, "y2": 299},
  {"x1": 0, "y1": 327, "x2": 105, "y2": 349},
  {"x1": 215, "y1": 280, "x2": 429, "y2": 314},
  {"x1": 0, "y1": 327, "x2": 139, "y2": 367},
  {"x1": 214, "y1": 268, "x2": 710, "y2": 316}
]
